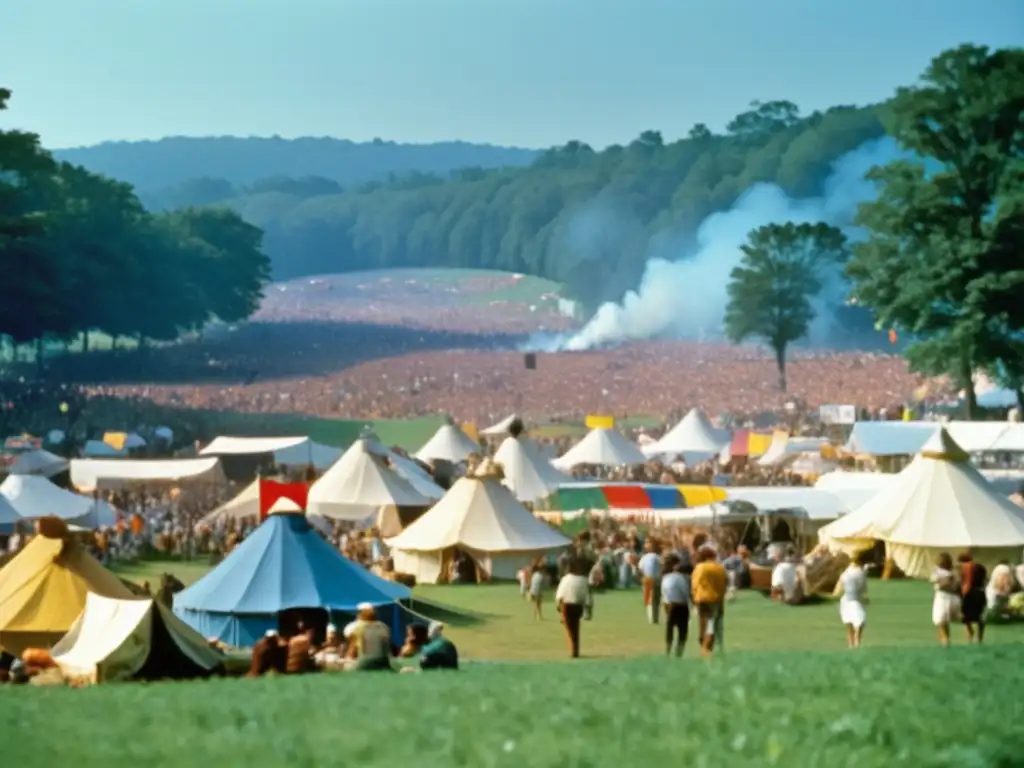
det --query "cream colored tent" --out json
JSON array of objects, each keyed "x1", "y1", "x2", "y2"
[
  {"x1": 648, "y1": 408, "x2": 730, "y2": 456},
  {"x1": 307, "y1": 438, "x2": 435, "y2": 521},
  {"x1": 51, "y1": 593, "x2": 223, "y2": 684},
  {"x1": 198, "y1": 480, "x2": 260, "y2": 526},
  {"x1": 819, "y1": 428, "x2": 1024, "y2": 577},
  {"x1": 494, "y1": 434, "x2": 572, "y2": 503},
  {"x1": 200, "y1": 435, "x2": 342, "y2": 470},
  {"x1": 480, "y1": 414, "x2": 519, "y2": 437},
  {"x1": 552, "y1": 427, "x2": 647, "y2": 469},
  {"x1": 386, "y1": 460, "x2": 570, "y2": 583},
  {"x1": 415, "y1": 421, "x2": 480, "y2": 464}
]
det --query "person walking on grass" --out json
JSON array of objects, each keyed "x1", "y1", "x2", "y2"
[
  {"x1": 556, "y1": 557, "x2": 592, "y2": 659},
  {"x1": 529, "y1": 563, "x2": 546, "y2": 620},
  {"x1": 638, "y1": 539, "x2": 663, "y2": 625},
  {"x1": 660, "y1": 555, "x2": 691, "y2": 657},
  {"x1": 931, "y1": 552, "x2": 961, "y2": 647},
  {"x1": 691, "y1": 546, "x2": 727, "y2": 658},
  {"x1": 958, "y1": 551, "x2": 987, "y2": 644},
  {"x1": 833, "y1": 551, "x2": 869, "y2": 649}
]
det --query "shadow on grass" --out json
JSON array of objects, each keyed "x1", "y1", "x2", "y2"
[{"x1": 403, "y1": 598, "x2": 492, "y2": 628}]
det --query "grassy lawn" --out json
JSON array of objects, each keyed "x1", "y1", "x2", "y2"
[
  {"x1": 6, "y1": 644, "x2": 1022, "y2": 767},
  {"x1": 112, "y1": 560, "x2": 1024, "y2": 661}
]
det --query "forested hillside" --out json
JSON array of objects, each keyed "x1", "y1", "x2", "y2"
[
  {"x1": 208, "y1": 101, "x2": 890, "y2": 310},
  {"x1": 53, "y1": 136, "x2": 539, "y2": 207}
]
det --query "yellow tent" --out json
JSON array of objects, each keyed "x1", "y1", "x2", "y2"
[{"x1": 0, "y1": 517, "x2": 135, "y2": 655}]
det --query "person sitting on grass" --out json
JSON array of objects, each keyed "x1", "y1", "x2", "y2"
[
  {"x1": 399, "y1": 623, "x2": 429, "y2": 657},
  {"x1": 247, "y1": 629, "x2": 286, "y2": 677},
  {"x1": 345, "y1": 603, "x2": 395, "y2": 671},
  {"x1": 419, "y1": 621, "x2": 459, "y2": 670},
  {"x1": 285, "y1": 621, "x2": 318, "y2": 674},
  {"x1": 770, "y1": 548, "x2": 806, "y2": 605}
]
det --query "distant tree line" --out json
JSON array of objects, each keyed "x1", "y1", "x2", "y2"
[{"x1": 0, "y1": 88, "x2": 271, "y2": 352}]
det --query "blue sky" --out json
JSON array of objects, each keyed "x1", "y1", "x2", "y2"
[{"x1": 3, "y1": 0, "x2": 1021, "y2": 150}]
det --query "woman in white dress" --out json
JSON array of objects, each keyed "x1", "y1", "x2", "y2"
[
  {"x1": 930, "y1": 552, "x2": 961, "y2": 647},
  {"x1": 834, "y1": 552, "x2": 869, "y2": 648}
]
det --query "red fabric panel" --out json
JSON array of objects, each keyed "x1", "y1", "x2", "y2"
[
  {"x1": 601, "y1": 485, "x2": 652, "y2": 509},
  {"x1": 730, "y1": 429, "x2": 750, "y2": 457},
  {"x1": 258, "y1": 479, "x2": 309, "y2": 519}
]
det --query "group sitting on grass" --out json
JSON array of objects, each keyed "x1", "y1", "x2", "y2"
[{"x1": 246, "y1": 604, "x2": 459, "y2": 677}]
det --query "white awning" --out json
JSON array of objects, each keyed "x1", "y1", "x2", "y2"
[{"x1": 70, "y1": 458, "x2": 224, "y2": 491}]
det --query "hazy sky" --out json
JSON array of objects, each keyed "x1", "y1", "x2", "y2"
[{"x1": 4, "y1": 0, "x2": 1021, "y2": 150}]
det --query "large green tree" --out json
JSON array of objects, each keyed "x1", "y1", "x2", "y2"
[
  {"x1": 725, "y1": 222, "x2": 848, "y2": 391},
  {"x1": 845, "y1": 45, "x2": 1024, "y2": 416}
]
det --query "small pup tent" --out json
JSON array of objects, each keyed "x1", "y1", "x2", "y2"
[
  {"x1": 552, "y1": 427, "x2": 647, "y2": 469},
  {"x1": 0, "y1": 517, "x2": 135, "y2": 655},
  {"x1": 415, "y1": 419, "x2": 480, "y2": 464},
  {"x1": 386, "y1": 459, "x2": 571, "y2": 583},
  {"x1": 51, "y1": 593, "x2": 224, "y2": 684},
  {"x1": 174, "y1": 508, "x2": 412, "y2": 647}
]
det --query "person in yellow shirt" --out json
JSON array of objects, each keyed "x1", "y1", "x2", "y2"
[{"x1": 691, "y1": 547, "x2": 727, "y2": 658}]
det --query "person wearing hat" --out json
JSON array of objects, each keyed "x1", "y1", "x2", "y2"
[
  {"x1": 418, "y1": 621, "x2": 459, "y2": 671},
  {"x1": 345, "y1": 603, "x2": 394, "y2": 671},
  {"x1": 247, "y1": 629, "x2": 286, "y2": 677}
]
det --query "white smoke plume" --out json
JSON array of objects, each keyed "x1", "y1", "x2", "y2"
[{"x1": 530, "y1": 137, "x2": 906, "y2": 352}]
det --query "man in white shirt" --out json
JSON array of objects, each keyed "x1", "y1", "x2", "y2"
[
  {"x1": 771, "y1": 550, "x2": 804, "y2": 604},
  {"x1": 660, "y1": 556, "x2": 691, "y2": 657},
  {"x1": 556, "y1": 558, "x2": 592, "y2": 659},
  {"x1": 638, "y1": 541, "x2": 663, "y2": 624}
]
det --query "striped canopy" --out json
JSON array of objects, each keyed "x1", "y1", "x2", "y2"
[{"x1": 545, "y1": 483, "x2": 727, "y2": 511}]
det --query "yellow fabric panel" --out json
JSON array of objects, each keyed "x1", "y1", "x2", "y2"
[
  {"x1": 585, "y1": 415, "x2": 615, "y2": 430},
  {"x1": 677, "y1": 485, "x2": 728, "y2": 507},
  {"x1": 747, "y1": 433, "x2": 773, "y2": 456},
  {"x1": 461, "y1": 422, "x2": 479, "y2": 442},
  {"x1": 0, "y1": 535, "x2": 134, "y2": 655},
  {"x1": 103, "y1": 432, "x2": 128, "y2": 451}
]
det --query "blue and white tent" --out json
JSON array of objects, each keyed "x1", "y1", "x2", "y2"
[{"x1": 174, "y1": 510, "x2": 411, "y2": 647}]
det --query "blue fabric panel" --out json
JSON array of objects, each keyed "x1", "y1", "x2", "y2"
[{"x1": 643, "y1": 486, "x2": 681, "y2": 509}]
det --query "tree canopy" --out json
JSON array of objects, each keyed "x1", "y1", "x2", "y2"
[
  {"x1": 725, "y1": 222, "x2": 848, "y2": 391},
  {"x1": 0, "y1": 89, "x2": 272, "y2": 349},
  {"x1": 845, "y1": 44, "x2": 1024, "y2": 413}
]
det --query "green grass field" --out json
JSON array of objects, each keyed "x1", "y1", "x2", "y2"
[
  {"x1": 112, "y1": 560, "x2": 1024, "y2": 660},
  {"x1": 6, "y1": 644, "x2": 1021, "y2": 766}
]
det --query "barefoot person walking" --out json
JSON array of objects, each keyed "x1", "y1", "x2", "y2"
[
  {"x1": 556, "y1": 557, "x2": 592, "y2": 659},
  {"x1": 834, "y1": 552, "x2": 869, "y2": 648},
  {"x1": 691, "y1": 546, "x2": 727, "y2": 658}
]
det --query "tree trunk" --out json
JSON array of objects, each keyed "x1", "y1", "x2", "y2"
[
  {"x1": 35, "y1": 337, "x2": 44, "y2": 375},
  {"x1": 959, "y1": 355, "x2": 977, "y2": 419},
  {"x1": 82, "y1": 330, "x2": 90, "y2": 354},
  {"x1": 774, "y1": 344, "x2": 787, "y2": 392}
]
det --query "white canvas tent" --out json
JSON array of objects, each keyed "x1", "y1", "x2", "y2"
[
  {"x1": 648, "y1": 408, "x2": 730, "y2": 457},
  {"x1": 198, "y1": 480, "x2": 260, "y2": 526},
  {"x1": 414, "y1": 422, "x2": 480, "y2": 464},
  {"x1": 51, "y1": 593, "x2": 223, "y2": 684},
  {"x1": 0, "y1": 475, "x2": 118, "y2": 530},
  {"x1": 494, "y1": 434, "x2": 573, "y2": 503},
  {"x1": 552, "y1": 427, "x2": 647, "y2": 469},
  {"x1": 307, "y1": 438, "x2": 436, "y2": 521},
  {"x1": 386, "y1": 460, "x2": 570, "y2": 583},
  {"x1": 480, "y1": 414, "x2": 519, "y2": 437},
  {"x1": 357, "y1": 429, "x2": 445, "y2": 500},
  {"x1": 757, "y1": 435, "x2": 828, "y2": 467},
  {"x1": 10, "y1": 449, "x2": 69, "y2": 478},
  {"x1": 200, "y1": 435, "x2": 342, "y2": 470},
  {"x1": 819, "y1": 428, "x2": 1024, "y2": 577},
  {"x1": 70, "y1": 458, "x2": 224, "y2": 492}
]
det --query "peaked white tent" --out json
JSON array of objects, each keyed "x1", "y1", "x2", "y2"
[
  {"x1": 51, "y1": 593, "x2": 223, "y2": 684},
  {"x1": 10, "y1": 449, "x2": 69, "y2": 478},
  {"x1": 819, "y1": 428, "x2": 1024, "y2": 577},
  {"x1": 386, "y1": 460, "x2": 571, "y2": 583},
  {"x1": 552, "y1": 427, "x2": 647, "y2": 469},
  {"x1": 200, "y1": 435, "x2": 342, "y2": 470},
  {"x1": 648, "y1": 408, "x2": 730, "y2": 457},
  {"x1": 757, "y1": 435, "x2": 828, "y2": 467},
  {"x1": 480, "y1": 414, "x2": 519, "y2": 437},
  {"x1": 198, "y1": 480, "x2": 260, "y2": 526},
  {"x1": 415, "y1": 422, "x2": 480, "y2": 464},
  {"x1": 356, "y1": 429, "x2": 445, "y2": 500},
  {"x1": 494, "y1": 434, "x2": 572, "y2": 503},
  {"x1": 0, "y1": 475, "x2": 118, "y2": 530},
  {"x1": 307, "y1": 438, "x2": 436, "y2": 521}
]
